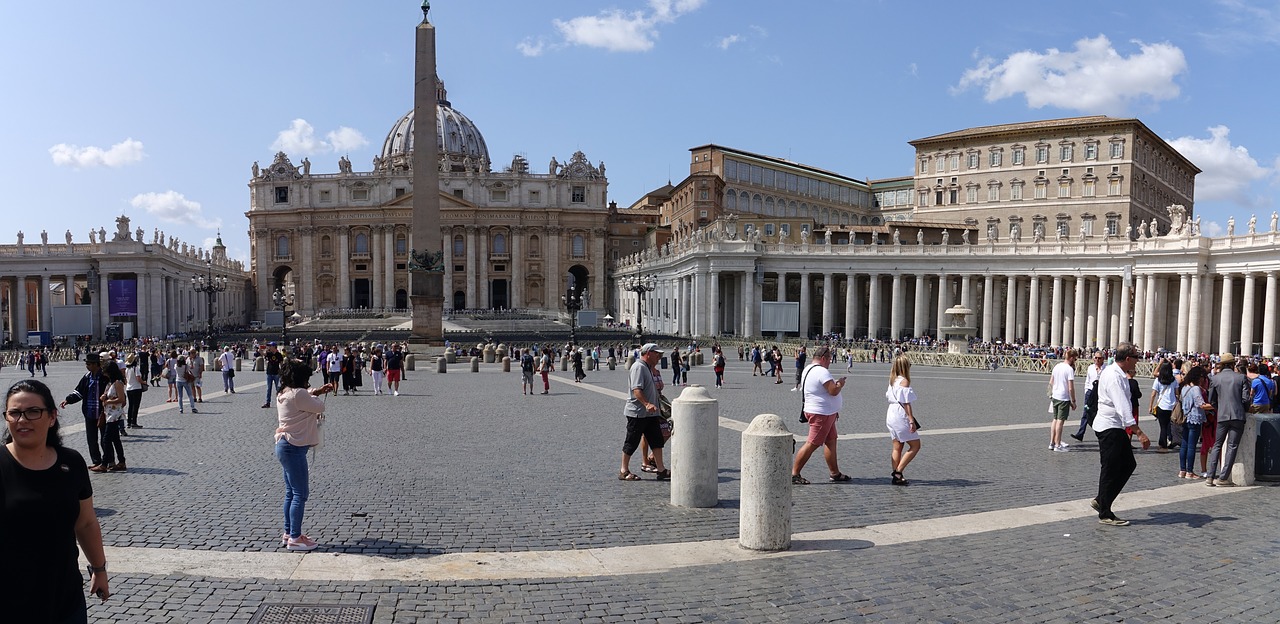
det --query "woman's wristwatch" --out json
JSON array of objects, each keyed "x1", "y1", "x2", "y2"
[{"x1": 87, "y1": 563, "x2": 107, "y2": 575}]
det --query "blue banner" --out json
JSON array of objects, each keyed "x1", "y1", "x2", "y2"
[{"x1": 108, "y1": 279, "x2": 137, "y2": 317}]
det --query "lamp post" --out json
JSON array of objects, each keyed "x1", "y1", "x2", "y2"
[
  {"x1": 190, "y1": 260, "x2": 227, "y2": 348},
  {"x1": 622, "y1": 274, "x2": 657, "y2": 343},
  {"x1": 562, "y1": 288, "x2": 587, "y2": 347},
  {"x1": 272, "y1": 287, "x2": 294, "y2": 348}
]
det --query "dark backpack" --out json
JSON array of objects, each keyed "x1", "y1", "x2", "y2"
[{"x1": 1085, "y1": 379, "x2": 1100, "y2": 425}]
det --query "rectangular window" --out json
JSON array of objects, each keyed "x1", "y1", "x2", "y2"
[
  {"x1": 699, "y1": 210, "x2": 708, "y2": 218},
  {"x1": 274, "y1": 186, "x2": 289, "y2": 203},
  {"x1": 1011, "y1": 185, "x2": 1023, "y2": 200},
  {"x1": 453, "y1": 189, "x2": 464, "y2": 199},
  {"x1": 764, "y1": 223, "x2": 775, "y2": 236},
  {"x1": 919, "y1": 159, "x2": 929, "y2": 174},
  {"x1": 319, "y1": 189, "x2": 331, "y2": 203},
  {"x1": 935, "y1": 158, "x2": 944, "y2": 173},
  {"x1": 1012, "y1": 148, "x2": 1025, "y2": 165},
  {"x1": 949, "y1": 189, "x2": 958, "y2": 204},
  {"x1": 1057, "y1": 219, "x2": 1069, "y2": 236},
  {"x1": 968, "y1": 153, "x2": 979, "y2": 169},
  {"x1": 725, "y1": 160, "x2": 737, "y2": 180},
  {"x1": 1108, "y1": 180, "x2": 1121, "y2": 195},
  {"x1": 1036, "y1": 146, "x2": 1048, "y2": 163},
  {"x1": 395, "y1": 187, "x2": 406, "y2": 197},
  {"x1": 1060, "y1": 145, "x2": 1073, "y2": 162},
  {"x1": 571, "y1": 186, "x2": 586, "y2": 203},
  {"x1": 966, "y1": 187, "x2": 978, "y2": 203},
  {"x1": 949, "y1": 155, "x2": 960, "y2": 171},
  {"x1": 1034, "y1": 183, "x2": 1047, "y2": 199},
  {"x1": 1106, "y1": 216, "x2": 1119, "y2": 235},
  {"x1": 632, "y1": 240, "x2": 640, "y2": 247},
  {"x1": 750, "y1": 166, "x2": 762, "y2": 185},
  {"x1": 1085, "y1": 144, "x2": 1098, "y2": 160},
  {"x1": 780, "y1": 224, "x2": 791, "y2": 237},
  {"x1": 1057, "y1": 182, "x2": 1070, "y2": 198},
  {"x1": 763, "y1": 169, "x2": 775, "y2": 188},
  {"x1": 1082, "y1": 220, "x2": 1094, "y2": 236},
  {"x1": 989, "y1": 151, "x2": 1001, "y2": 167},
  {"x1": 1083, "y1": 180, "x2": 1096, "y2": 197},
  {"x1": 787, "y1": 173, "x2": 798, "y2": 193},
  {"x1": 491, "y1": 189, "x2": 508, "y2": 202},
  {"x1": 528, "y1": 189, "x2": 541, "y2": 203},
  {"x1": 351, "y1": 188, "x2": 369, "y2": 201},
  {"x1": 1110, "y1": 142, "x2": 1124, "y2": 158},
  {"x1": 988, "y1": 186, "x2": 1000, "y2": 202}
]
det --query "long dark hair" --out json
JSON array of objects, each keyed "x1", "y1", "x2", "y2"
[
  {"x1": 103, "y1": 360, "x2": 125, "y2": 383},
  {"x1": 279, "y1": 358, "x2": 313, "y2": 391},
  {"x1": 4, "y1": 380, "x2": 62, "y2": 447},
  {"x1": 1157, "y1": 361, "x2": 1175, "y2": 385}
]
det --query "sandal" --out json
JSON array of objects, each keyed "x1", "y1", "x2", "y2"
[
  {"x1": 891, "y1": 471, "x2": 909, "y2": 486},
  {"x1": 655, "y1": 469, "x2": 671, "y2": 481},
  {"x1": 618, "y1": 470, "x2": 641, "y2": 481},
  {"x1": 829, "y1": 473, "x2": 852, "y2": 482},
  {"x1": 639, "y1": 462, "x2": 657, "y2": 473},
  {"x1": 791, "y1": 474, "x2": 810, "y2": 485}
]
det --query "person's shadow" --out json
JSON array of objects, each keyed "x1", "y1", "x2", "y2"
[{"x1": 1140, "y1": 512, "x2": 1235, "y2": 528}]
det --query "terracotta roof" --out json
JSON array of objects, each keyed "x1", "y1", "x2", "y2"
[{"x1": 909, "y1": 116, "x2": 1130, "y2": 144}]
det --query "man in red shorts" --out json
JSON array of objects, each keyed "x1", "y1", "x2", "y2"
[
  {"x1": 792, "y1": 345, "x2": 852, "y2": 484},
  {"x1": 386, "y1": 343, "x2": 404, "y2": 396}
]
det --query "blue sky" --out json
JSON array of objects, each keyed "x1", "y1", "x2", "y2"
[{"x1": 3, "y1": 0, "x2": 1279, "y2": 263}]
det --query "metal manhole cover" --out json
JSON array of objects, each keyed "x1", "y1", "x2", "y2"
[{"x1": 249, "y1": 604, "x2": 375, "y2": 624}]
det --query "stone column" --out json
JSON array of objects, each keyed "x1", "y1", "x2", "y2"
[
  {"x1": 1027, "y1": 277, "x2": 1041, "y2": 344},
  {"x1": 371, "y1": 226, "x2": 383, "y2": 309},
  {"x1": 14, "y1": 276, "x2": 27, "y2": 338},
  {"x1": 775, "y1": 272, "x2": 786, "y2": 303},
  {"x1": 1176, "y1": 274, "x2": 1192, "y2": 352},
  {"x1": 1242, "y1": 272, "x2": 1257, "y2": 356},
  {"x1": 693, "y1": 271, "x2": 707, "y2": 337},
  {"x1": 1143, "y1": 274, "x2": 1159, "y2": 351},
  {"x1": 850, "y1": 274, "x2": 864, "y2": 338},
  {"x1": 1218, "y1": 275, "x2": 1235, "y2": 354},
  {"x1": 1118, "y1": 275, "x2": 1132, "y2": 346},
  {"x1": 798, "y1": 273, "x2": 811, "y2": 338},
  {"x1": 709, "y1": 272, "x2": 721, "y2": 337},
  {"x1": 743, "y1": 271, "x2": 756, "y2": 338},
  {"x1": 821, "y1": 273, "x2": 835, "y2": 336},
  {"x1": 1095, "y1": 276, "x2": 1110, "y2": 349},
  {"x1": 935, "y1": 274, "x2": 948, "y2": 340},
  {"x1": 39, "y1": 274, "x2": 52, "y2": 332},
  {"x1": 1085, "y1": 278, "x2": 1098, "y2": 349},
  {"x1": 477, "y1": 228, "x2": 490, "y2": 309},
  {"x1": 1002, "y1": 277, "x2": 1016, "y2": 344},
  {"x1": 890, "y1": 272, "x2": 904, "y2": 341},
  {"x1": 961, "y1": 275, "x2": 972, "y2": 310},
  {"x1": 464, "y1": 226, "x2": 478, "y2": 309},
  {"x1": 297, "y1": 227, "x2": 314, "y2": 314},
  {"x1": 1187, "y1": 273, "x2": 1203, "y2": 354},
  {"x1": 1050, "y1": 275, "x2": 1064, "y2": 347},
  {"x1": 1264, "y1": 272, "x2": 1277, "y2": 358},
  {"x1": 915, "y1": 273, "x2": 929, "y2": 339},
  {"x1": 867, "y1": 274, "x2": 882, "y2": 341},
  {"x1": 337, "y1": 227, "x2": 351, "y2": 308},
  {"x1": 1132, "y1": 274, "x2": 1148, "y2": 350},
  {"x1": 385, "y1": 227, "x2": 397, "y2": 307},
  {"x1": 592, "y1": 229, "x2": 607, "y2": 303},
  {"x1": 510, "y1": 227, "x2": 524, "y2": 309},
  {"x1": 1073, "y1": 275, "x2": 1088, "y2": 348},
  {"x1": 982, "y1": 273, "x2": 995, "y2": 343},
  {"x1": 545, "y1": 227, "x2": 561, "y2": 312},
  {"x1": 1015, "y1": 276, "x2": 1028, "y2": 343},
  {"x1": 844, "y1": 273, "x2": 857, "y2": 339},
  {"x1": 254, "y1": 229, "x2": 271, "y2": 315},
  {"x1": 676, "y1": 277, "x2": 687, "y2": 335}
]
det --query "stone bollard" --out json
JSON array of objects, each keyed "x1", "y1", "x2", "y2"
[
  {"x1": 502, "y1": 356, "x2": 511, "y2": 372},
  {"x1": 445, "y1": 347, "x2": 457, "y2": 364},
  {"x1": 587, "y1": 358, "x2": 596, "y2": 371},
  {"x1": 406, "y1": 354, "x2": 416, "y2": 371},
  {"x1": 624, "y1": 355, "x2": 635, "y2": 370},
  {"x1": 234, "y1": 357, "x2": 243, "y2": 371},
  {"x1": 436, "y1": 355, "x2": 447, "y2": 373},
  {"x1": 483, "y1": 345, "x2": 495, "y2": 364},
  {"x1": 739, "y1": 413, "x2": 793, "y2": 551},
  {"x1": 254, "y1": 356, "x2": 265, "y2": 372},
  {"x1": 496, "y1": 344, "x2": 507, "y2": 359},
  {"x1": 470, "y1": 356, "x2": 480, "y2": 372},
  {"x1": 561, "y1": 355, "x2": 569, "y2": 371},
  {"x1": 670, "y1": 385, "x2": 719, "y2": 508},
  {"x1": 1232, "y1": 414, "x2": 1261, "y2": 486},
  {"x1": 608, "y1": 356, "x2": 616, "y2": 370}
]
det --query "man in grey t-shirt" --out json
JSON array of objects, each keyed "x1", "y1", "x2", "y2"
[{"x1": 619, "y1": 343, "x2": 668, "y2": 481}]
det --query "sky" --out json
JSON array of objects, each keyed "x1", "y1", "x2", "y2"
[{"x1": 3, "y1": 0, "x2": 1280, "y2": 264}]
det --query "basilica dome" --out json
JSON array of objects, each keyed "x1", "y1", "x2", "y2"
[{"x1": 378, "y1": 79, "x2": 490, "y2": 173}]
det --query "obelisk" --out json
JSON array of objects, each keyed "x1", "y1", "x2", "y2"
[{"x1": 409, "y1": 0, "x2": 444, "y2": 344}]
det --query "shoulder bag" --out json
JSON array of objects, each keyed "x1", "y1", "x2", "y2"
[
  {"x1": 798, "y1": 365, "x2": 814, "y2": 423},
  {"x1": 1171, "y1": 385, "x2": 1187, "y2": 425}
]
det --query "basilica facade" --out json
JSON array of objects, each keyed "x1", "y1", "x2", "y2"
[{"x1": 245, "y1": 80, "x2": 611, "y2": 319}]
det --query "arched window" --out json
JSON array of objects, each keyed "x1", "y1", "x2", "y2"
[
  {"x1": 725, "y1": 190, "x2": 737, "y2": 210},
  {"x1": 571, "y1": 234, "x2": 586, "y2": 258},
  {"x1": 395, "y1": 233, "x2": 407, "y2": 254},
  {"x1": 493, "y1": 233, "x2": 507, "y2": 254},
  {"x1": 752, "y1": 194, "x2": 763, "y2": 213},
  {"x1": 528, "y1": 235, "x2": 540, "y2": 256},
  {"x1": 276, "y1": 236, "x2": 289, "y2": 258},
  {"x1": 764, "y1": 197, "x2": 775, "y2": 216},
  {"x1": 320, "y1": 235, "x2": 332, "y2": 257},
  {"x1": 354, "y1": 233, "x2": 369, "y2": 254},
  {"x1": 453, "y1": 234, "x2": 465, "y2": 257}
]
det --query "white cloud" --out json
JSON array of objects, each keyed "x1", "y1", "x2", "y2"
[
  {"x1": 130, "y1": 191, "x2": 221, "y2": 229},
  {"x1": 544, "y1": 0, "x2": 705, "y2": 54},
  {"x1": 49, "y1": 138, "x2": 145, "y2": 168},
  {"x1": 1169, "y1": 125, "x2": 1274, "y2": 206},
  {"x1": 908, "y1": 62, "x2": 918, "y2": 77},
  {"x1": 717, "y1": 34, "x2": 741, "y2": 50},
  {"x1": 270, "y1": 119, "x2": 367, "y2": 156},
  {"x1": 518, "y1": 37, "x2": 549, "y2": 57},
  {"x1": 1202, "y1": 220, "x2": 1225, "y2": 237},
  {"x1": 954, "y1": 35, "x2": 1187, "y2": 115}
]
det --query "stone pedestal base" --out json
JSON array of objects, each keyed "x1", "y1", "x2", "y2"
[{"x1": 410, "y1": 294, "x2": 443, "y2": 345}]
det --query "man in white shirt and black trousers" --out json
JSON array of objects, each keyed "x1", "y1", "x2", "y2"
[{"x1": 1091, "y1": 342, "x2": 1151, "y2": 526}]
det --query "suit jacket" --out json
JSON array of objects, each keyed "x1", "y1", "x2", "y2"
[{"x1": 1208, "y1": 369, "x2": 1250, "y2": 422}]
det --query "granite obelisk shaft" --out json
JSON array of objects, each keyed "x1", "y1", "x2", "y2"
[{"x1": 410, "y1": 11, "x2": 443, "y2": 343}]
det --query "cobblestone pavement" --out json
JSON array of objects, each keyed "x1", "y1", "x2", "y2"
[{"x1": 7, "y1": 354, "x2": 1278, "y2": 622}]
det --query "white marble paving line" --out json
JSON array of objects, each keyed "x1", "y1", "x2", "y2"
[
  {"x1": 86, "y1": 482, "x2": 1254, "y2": 582},
  {"x1": 60, "y1": 381, "x2": 268, "y2": 436},
  {"x1": 554, "y1": 377, "x2": 1053, "y2": 440}
]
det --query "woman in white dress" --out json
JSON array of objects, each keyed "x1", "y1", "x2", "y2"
[{"x1": 885, "y1": 355, "x2": 920, "y2": 485}]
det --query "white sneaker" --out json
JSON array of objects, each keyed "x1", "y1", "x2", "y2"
[
  {"x1": 1053, "y1": 445, "x2": 1069, "y2": 452},
  {"x1": 393, "y1": 390, "x2": 399, "y2": 396},
  {"x1": 1057, "y1": 442, "x2": 1070, "y2": 450},
  {"x1": 790, "y1": 387, "x2": 797, "y2": 392},
  {"x1": 286, "y1": 535, "x2": 319, "y2": 551}
]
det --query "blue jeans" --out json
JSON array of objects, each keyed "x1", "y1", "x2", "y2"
[
  {"x1": 265, "y1": 374, "x2": 280, "y2": 404},
  {"x1": 275, "y1": 439, "x2": 310, "y2": 538},
  {"x1": 223, "y1": 369, "x2": 235, "y2": 392},
  {"x1": 175, "y1": 381, "x2": 195, "y2": 411},
  {"x1": 1180, "y1": 423, "x2": 1203, "y2": 472}
]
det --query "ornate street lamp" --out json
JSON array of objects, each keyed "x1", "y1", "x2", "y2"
[
  {"x1": 272, "y1": 286, "x2": 294, "y2": 348},
  {"x1": 190, "y1": 260, "x2": 227, "y2": 347},
  {"x1": 622, "y1": 274, "x2": 657, "y2": 343},
  {"x1": 562, "y1": 288, "x2": 587, "y2": 347}
]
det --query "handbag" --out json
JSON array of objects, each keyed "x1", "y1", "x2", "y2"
[
  {"x1": 228, "y1": 368, "x2": 235, "y2": 378},
  {"x1": 1171, "y1": 395, "x2": 1187, "y2": 425},
  {"x1": 798, "y1": 365, "x2": 814, "y2": 423},
  {"x1": 183, "y1": 369, "x2": 195, "y2": 384}
]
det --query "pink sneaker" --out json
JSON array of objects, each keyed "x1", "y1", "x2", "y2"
[
  {"x1": 286, "y1": 534, "x2": 319, "y2": 551},
  {"x1": 281, "y1": 532, "x2": 289, "y2": 546}
]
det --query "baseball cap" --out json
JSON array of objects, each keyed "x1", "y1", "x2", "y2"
[
  {"x1": 640, "y1": 343, "x2": 664, "y2": 355},
  {"x1": 267, "y1": 341, "x2": 277, "y2": 346}
]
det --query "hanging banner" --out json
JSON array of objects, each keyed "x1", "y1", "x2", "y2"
[{"x1": 108, "y1": 279, "x2": 138, "y2": 317}]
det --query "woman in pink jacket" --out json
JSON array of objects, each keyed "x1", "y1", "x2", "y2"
[{"x1": 274, "y1": 359, "x2": 335, "y2": 552}]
